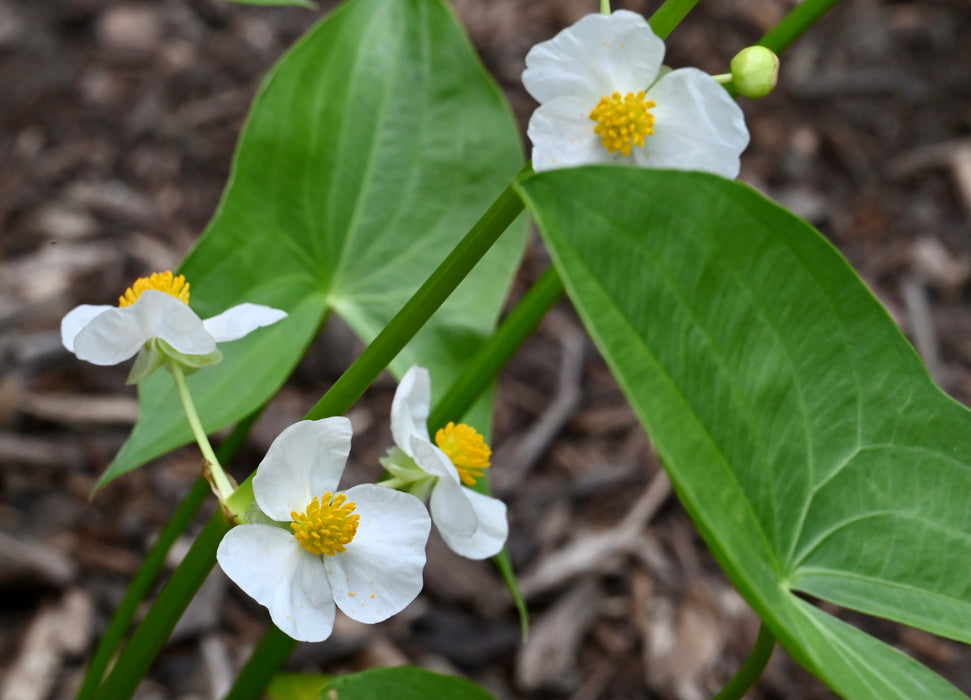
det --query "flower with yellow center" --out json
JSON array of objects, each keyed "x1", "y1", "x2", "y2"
[
  {"x1": 435, "y1": 422, "x2": 491, "y2": 486},
  {"x1": 118, "y1": 271, "x2": 191, "y2": 307},
  {"x1": 522, "y1": 10, "x2": 749, "y2": 175},
  {"x1": 290, "y1": 492, "x2": 359, "y2": 556},
  {"x1": 381, "y1": 366, "x2": 508, "y2": 560},
  {"x1": 217, "y1": 418, "x2": 431, "y2": 642},
  {"x1": 61, "y1": 270, "x2": 287, "y2": 383}
]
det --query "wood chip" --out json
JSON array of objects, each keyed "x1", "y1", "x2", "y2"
[
  {"x1": 901, "y1": 276, "x2": 946, "y2": 385},
  {"x1": 0, "y1": 432, "x2": 85, "y2": 468},
  {"x1": 200, "y1": 633, "x2": 233, "y2": 700},
  {"x1": 518, "y1": 471, "x2": 671, "y2": 599},
  {"x1": 911, "y1": 237, "x2": 971, "y2": 293},
  {"x1": 20, "y1": 392, "x2": 139, "y2": 426},
  {"x1": 0, "y1": 590, "x2": 94, "y2": 700},
  {"x1": 516, "y1": 577, "x2": 604, "y2": 692},
  {"x1": 0, "y1": 241, "x2": 122, "y2": 303},
  {"x1": 0, "y1": 530, "x2": 77, "y2": 587}
]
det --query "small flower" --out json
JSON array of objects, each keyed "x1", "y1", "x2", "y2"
[
  {"x1": 382, "y1": 366, "x2": 508, "y2": 560},
  {"x1": 522, "y1": 10, "x2": 749, "y2": 176},
  {"x1": 216, "y1": 417, "x2": 431, "y2": 642},
  {"x1": 61, "y1": 271, "x2": 287, "y2": 383}
]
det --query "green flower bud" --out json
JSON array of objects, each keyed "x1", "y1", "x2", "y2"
[{"x1": 730, "y1": 46, "x2": 780, "y2": 98}]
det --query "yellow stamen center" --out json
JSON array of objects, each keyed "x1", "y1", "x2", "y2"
[
  {"x1": 589, "y1": 91, "x2": 656, "y2": 156},
  {"x1": 435, "y1": 422, "x2": 491, "y2": 486},
  {"x1": 290, "y1": 492, "x2": 360, "y2": 556},
  {"x1": 118, "y1": 271, "x2": 191, "y2": 307}
]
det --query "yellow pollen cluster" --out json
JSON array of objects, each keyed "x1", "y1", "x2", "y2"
[
  {"x1": 435, "y1": 422, "x2": 491, "y2": 486},
  {"x1": 290, "y1": 492, "x2": 360, "y2": 556},
  {"x1": 119, "y1": 271, "x2": 191, "y2": 307},
  {"x1": 589, "y1": 90, "x2": 656, "y2": 156}
]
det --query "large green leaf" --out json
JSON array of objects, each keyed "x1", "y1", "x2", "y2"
[
  {"x1": 97, "y1": 0, "x2": 526, "y2": 489},
  {"x1": 319, "y1": 667, "x2": 495, "y2": 700},
  {"x1": 517, "y1": 167, "x2": 970, "y2": 699}
]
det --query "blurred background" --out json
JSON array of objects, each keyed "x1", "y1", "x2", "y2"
[{"x1": 1, "y1": 0, "x2": 969, "y2": 698}]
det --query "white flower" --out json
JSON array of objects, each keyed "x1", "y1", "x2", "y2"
[
  {"x1": 522, "y1": 10, "x2": 749, "y2": 176},
  {"x1": 384, "y1": 366, "x2": 508, "y2": 560},
  {"x1": 216, "y1": 417, "x2": 431, "y2": 642},
  {"x1": 61, "y1": 271, "x2": 287, "y2": 382}
]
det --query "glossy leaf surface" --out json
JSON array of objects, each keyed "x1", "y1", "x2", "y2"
[{"x1": 518, "y1": 167, "x2": 970, "y2": 699}]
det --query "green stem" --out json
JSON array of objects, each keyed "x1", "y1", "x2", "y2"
[
  {"x1": 224, "y1": 628, "x2": 297, "y2": 700},
  {"x1": 305, "y1": 168, "x2": 528, "y2": 421},
  {"x1": 648, "y1": 0, "x2": 700, "y2": 40},
  {"x1": 221, "y1": 1, "x2": 840, "y2": 695},
  {"x1": 94, "y1": 512, "x2": 231, "y2": 700},
  {"x1": 76, "y1": 477, "x2": 210, "y2": 700},
  {"x1": 429, "y1": 265, "x2": 564, "y2": 430},
  {"x1": 95, "y1": 169, "x2": 527, "y2": 700},
  {"x1": 82, "y1": 412, "x2": 261, "y2": 700},
  {"x1": 224, "y1": 173, "x2": 529, "y2": 700},
  {"x1": 169, "y1": 362, "x2": 235, "y2": 502},
  {"x1": 430, "y1": 265, "x2": 564, "y2": 641},
  {"x1": 712, "y1": 623, "x2": 776, "y2": 700},
  {"x1": 232, "y1": 270, "x2": 567, "y2": 690},
  {"x1": 600, "y1": 0, "x2": 610, "y2": 15},
  {"x1": 758, "y1": 0, "x2": 842, "y2": 54}
]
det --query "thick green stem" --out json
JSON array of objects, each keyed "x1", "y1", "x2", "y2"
[
  {"x1": 76, "y1": 478, "x2": 210, "y2": 700},
  {"x1": 224, "y1": 629, "x2": 297, "y2": 700},
  {"x1": 93, "y1": 513, "x2": 231, "y2": 700},
  {"x1": 94, "y1": 170, "x2": 526, "y2": 700},
  {"x1": 82, "y1": 412, "x2": 262, "y2": 700},
  {"x1": 648, "y1": 0, "x2": 700, "y2": 40},
  {"x1": 430, "y1": 265, "x2": 564, "y2": 430},
  {"x1": 429, "y1": 265, "x2": 565, "y2": 641},
  {"x1": 169, "y1": 362, "x2": 235, "y2": 502},
  {"x1": 713, "y1": 623, "x2": 776, "y2": 700},
  {"x1": 305, "y1": 172, "x2": 527, "y2": 421},
  {"x1": 233, "y1": 270, "x2": 568, "y2": 690},
  {"x1": 223, "y1": 173, "x2": 529, "y2": 700},
  {"x1": 758, "y1": 0, "x2": 842, "y2": 54}
]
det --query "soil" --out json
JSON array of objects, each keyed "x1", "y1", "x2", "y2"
[{"x1": 1, "y1": 1, "x2": 969, "y2": 699}]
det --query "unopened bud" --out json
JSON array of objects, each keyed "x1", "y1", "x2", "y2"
[{"x1": 730, "y1": 46, "x2": 780, "y2": 98}]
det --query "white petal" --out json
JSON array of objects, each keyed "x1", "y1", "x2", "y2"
[
  {"x1": 216, "y1": 524, "x2": 336, "y2": 642},
  {"x1": 325, "y1": 484, "x2": 430, "y2": 624},
  {"x1": 437, "y1": 488, "x2": 508, "y2": 560},
  {"x1": 61, "y1": 305, "x2": 113, "y2": 353},
  {"x1": 523, "y1": 10, "x2": 664, "y2": 105},
  {"x1": 637, "y1": 68, "x2": 750, "y2": 178},
  {"x1": 409, "y1": 436, "x2": 479, "y2": 538},
  {"x1": 202, "y1": 303, "x2": 288, "y2": 343},
  {"x1": 72, "y1": 291, "x2": 214, "y2": 365},
  {"x1": 527, "y1": 96, "x2": 629, "y2": 172},
  {"x1": 253, "y1": 417, "x2": 352, "y2": 521},
  {"x1": 390, "y1": 366, "x2": 431, "y2": 459},
  {"x1": 410, "y1": 435, "x2": 461, "y2": 486}
]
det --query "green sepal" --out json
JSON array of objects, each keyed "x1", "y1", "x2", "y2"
[
  {"x1": 125, "y1": 338, "x2": 223, "y2": 385},
  {"x1": 379, "y1": 448, "x2": 437, "y2": 501}
]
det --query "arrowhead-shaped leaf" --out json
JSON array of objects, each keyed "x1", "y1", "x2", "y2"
[
  {"x1": 517, "y1": 167, "x2": 970, "y2": 699},
  {"x1": 97, "y1": 0, "x2": 526, "y2": 490}
]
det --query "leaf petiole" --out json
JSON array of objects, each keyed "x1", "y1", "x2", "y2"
[{"x1": 713, "y1": 623, "x2": 776, "y2": 700}]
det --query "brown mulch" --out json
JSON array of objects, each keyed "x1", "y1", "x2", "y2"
[{"x1": 1, "y1": 1, "x2": 969, "y2": 699}]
